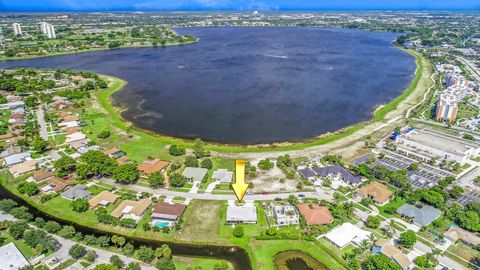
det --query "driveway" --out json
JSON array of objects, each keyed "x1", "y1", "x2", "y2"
[{"x1": 36, "y1": 107, "x2": 48, "y2": 140}]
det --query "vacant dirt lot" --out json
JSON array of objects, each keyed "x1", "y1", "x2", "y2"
[{"x1": 175, "y1": 200, "x2": 225, "y2": 243}]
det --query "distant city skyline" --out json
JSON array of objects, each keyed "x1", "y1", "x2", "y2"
[{"x1": 1, "y1": 0, "x2": 479, "y2": 12}]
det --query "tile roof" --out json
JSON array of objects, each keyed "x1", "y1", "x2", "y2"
[
  {"x1": 298, "y1": 168, "x2": 316, "y2": 178},
  {"x1": 137, "y1": 159, "x2": 169, "y2": 175},
  {"x1": 297, "y1": 204, "x2": 333, "y2": 225},
  {"x1": 357, "y1": 182, "x2": 393, "y2": 204},
  {"x1": 313, "y1": 166, "x2": 362, "y2": 184}
]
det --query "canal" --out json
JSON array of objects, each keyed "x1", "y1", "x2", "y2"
[{"x1": 0, "y1": 184, "x2": 253, "y2": 270}]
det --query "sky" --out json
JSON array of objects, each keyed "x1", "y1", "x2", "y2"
[{"x1": 1, "y1": 0, "x2": 479, "y2": 12}]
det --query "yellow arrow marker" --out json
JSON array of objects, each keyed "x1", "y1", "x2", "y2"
[{"x1": 231, "y1": 160, "x2": 249, "y2": 202}]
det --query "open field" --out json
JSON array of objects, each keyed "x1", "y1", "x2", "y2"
[{"x1": 176, "y1": 200, "x2": 224, "y2": 243}]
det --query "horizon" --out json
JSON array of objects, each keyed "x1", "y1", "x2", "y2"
[{"x1": 1, "y1": 0, "x2": 479, "y2": 12}]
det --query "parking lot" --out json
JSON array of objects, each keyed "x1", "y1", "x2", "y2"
[{"x1": 456, "y1": 191, "x2": 480, "y2": 206}]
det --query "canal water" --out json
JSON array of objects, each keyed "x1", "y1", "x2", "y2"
[{"x1": 0, "y1": 185, "x2": 252, "y2": 269}]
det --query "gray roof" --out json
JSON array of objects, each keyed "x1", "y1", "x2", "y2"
[
  {"x1": 396, "y1": 204, "x2": 442, "y2": 226},
  {"x1": 211, "y1": 169, "x2": 233, "y2": 183},
  {"x1": 313, "y1": 166, "x2": 362, "y2": 184},
  {"x1": 0, "y1": 243, "x2": 30, "y2": 270},
  {"x1": 61, "y1": 185, "x2": 92, "y2": 200},
  {"x1": 226, "y1": 205, "x2": 257, "y2": 223},
  {"x1": 3, "y1": 152, "x2": 31, "y2": 166},
  {"x1": 298, "y1": 168, "x2": 316, "y2": 178},
  {"x1": 182, "y1": 167, "x2": 208, "y2": 182}
]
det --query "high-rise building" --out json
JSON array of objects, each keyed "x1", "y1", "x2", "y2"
[
  {"x1": 436, "y1": 93, "x2": 458, "y2": 123},
  {"x1": 0, "y1": 28, "x2": 5, "y2": 48},
  {"x1": 12, "y1": 23, "x2": 22, "y2": 36},
  {"x1": 37, "y1": 22, "x2": 56, "y2": 39}
]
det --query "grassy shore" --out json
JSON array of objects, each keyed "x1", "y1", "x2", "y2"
[
  {"x1": 83, "y1": 48, "x2": 428, "y2": 159},
  {"x1": 0, "y1": 40, "x2": 198, "y2": 61}
]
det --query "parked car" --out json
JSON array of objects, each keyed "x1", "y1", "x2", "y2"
[{"x1": 298, "y1": 194, "x2": 305, "y2": 198}]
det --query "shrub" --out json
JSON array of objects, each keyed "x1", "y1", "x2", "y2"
[
  {"x1": 233, "y1": 226, "x2": 244, "y2": 238},
  {"x1": 168, "y1": 144, "x2": 185, "y2": 156},
  {"x1": 97, "y1": 130, "x2": 111, "y2": 139}
]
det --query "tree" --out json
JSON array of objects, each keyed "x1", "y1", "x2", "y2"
[
  {"x1": 148, "y1": 171, "x2": 165, "y2": 188},
  {"x1": 5, "y1": 48, "x2": 16, "y2": 57},
  {"x1": 54, "y1": 156, "x2": 76, "y2": 177},
  {"x1": 71, "y1": 199, "x2": 89, "y2": 212},
  {"x1": 258, "y1": 159, "x2": 274, "y2": 170},
  {"x1": 449, "y1": 186, "x2": 464, "y2": 198},
  {"x1": 18, "y1": 182, "x2": 38, "y2": 196},
  {"x1": 463, "y1": 134, "x2": 475, "y2": 141},
  {"x1": 84, "y1": 250, "x2": 98, "y2": 262},
  {"x1": 156, "y1": 257, "x2": 175, "y2": 270},
  {"x1": 9, "y1": 221, "x2": 30, "y2": 239},
  {"x1": 201, "y1": 158, "x2": 213, "y2": 169},
  {"x1": 169, "y1": 173, "x2": 187, "y2": 187},
  {"x1": 136, "y1": 246, "x2": 155, "y2": 262},
  {"x1": 386, "y1": 219, "x2": 396, "y2": 234},
  {"x1": 184, "y1": 155, "x2": 198, "y2": 167},
  {"x1": 362, "y1": 254, "x2": 401, "y2": 270},
  {"x1": 233, "y1": 226, "x2": 244, "y2": 237},
  {"x1": 69, "y1": 244, "x2": 87, "y2": 259},
  {"x1": 457, "y1": 211, "x2": 480, "y2": 232},
  {"x1": 126, "y1": 262, "x2": 141, "y2": 270},
  {"x1": 276, "y1": 154, "x2": 292, "y2": 168},
  {"x1": 288, "y1": 195, "x2": 298, "y2": 205},
  {"x1": 113, "y1": 164, "x2": 139, "y2": 184},
  {"x1": 58, "y1": 226, "x2": 76, "y2": 239},
  {"x1": 110, "y1": 255, "x2": 124, "y2": 269},
  {"x1": 9, "y1": 206, "x2": 33, "y2": 221},
  {"x1": 31, "y1": 137, "x2": 49, "y2": 153},
  {"x1": 0, "y1": 199, "x2": 17, "y2": 212},
  {"x1": 168, "y1": 144, "x2": 185, "y2": 156},
  {"x1": 111, "y1": 235, "x2": 126, "y2": 248},
  {"x1": 407, "y1": 163, "x2": 419, "y2": 171},
  {"x1": 192, "y1": 138, "x2": 206, "y2": 158},
  {"x1": 399, "y1": 230, "x2": 417, "y2": 248},
  {"x1": 366, "y1": 215, "x2": 381, "y2": 229},
  {"x1": 77, "y1": 150, "x2": 117, "y2": 178},
  {"x1": 43, "y1": 221, "x2": 61, "y2": 233}
]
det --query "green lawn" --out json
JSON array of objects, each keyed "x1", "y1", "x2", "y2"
[{"x1": 174, "y1": 257, "x2": 233, "y2": 270}]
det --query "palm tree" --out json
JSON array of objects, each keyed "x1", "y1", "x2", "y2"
[
  {"x1": 360, "y1": 239, "x2": 371, "y2": 252},
  {"x1": 386, "y1": 219, "x2": 396, "y2": 234},
  {"x1": 368, "y1": 232, "x2": 376, "y2": 244}
]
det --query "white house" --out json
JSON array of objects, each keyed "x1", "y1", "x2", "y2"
[{"x1": 324, "y1": 222, "x2": 372, "y2": 249}]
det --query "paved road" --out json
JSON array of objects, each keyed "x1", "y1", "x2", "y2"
[
  {"x1": 458, "y1": 56, "x2": 480, "y2": 82},
  {"x1": 36, "y1": 107, "x2": 48, "y2": 140},
  {"x1": 100, "y1": 178, "x2": 333, "y2": 201}
]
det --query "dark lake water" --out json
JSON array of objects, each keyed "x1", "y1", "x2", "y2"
[{"x1": 0, "y1": 27, "x2": 416, "y2": 144}]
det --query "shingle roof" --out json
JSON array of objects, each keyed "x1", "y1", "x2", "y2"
[
  {"x1": 396, "y1": 204, "x2": 442, "y2": 227},
  {"x1": 88, "y1": 191, "x2": 120, "y2": 208},
  {"x1": 211, "y1": 169, "x2": 233, "y2": 182},
  {"x1": 298, "y1": 168, "x2": 316, "y2": 178},
  {"x1": 61, "y1": 185, "x2": 92, "y2": 200},
  {"x1": 111, "y1": 198, "x2": 151, "y2": 218},
  {"x1": 182, "y1": 167, "x2": 208, "y2": 182},
  {"x1": 313, "y1": 166, "x2": 362, "y2": 184},
  {"x1": 152, "y1": 202, "x2": 186, "y2": 217}
]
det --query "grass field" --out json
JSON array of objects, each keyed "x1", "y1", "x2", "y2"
[
  {"x1": 174, "y1": 256, "x2": 233, "y2": 270},
  {"x1": 176, "y1": 200, "x2": 224, "y2": 243}
]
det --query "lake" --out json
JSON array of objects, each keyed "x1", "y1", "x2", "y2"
[{"x1": 0, "y1": 27, "x2": 416, "y2": 144}]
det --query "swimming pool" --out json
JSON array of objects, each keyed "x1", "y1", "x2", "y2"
[{"x1": 154, "y1": 221, "x2": 171, "y2": 227}]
